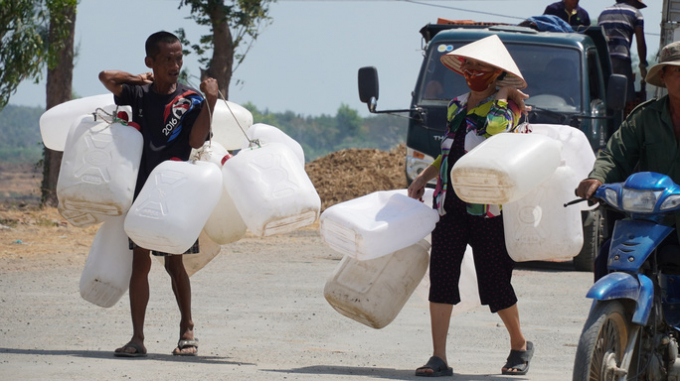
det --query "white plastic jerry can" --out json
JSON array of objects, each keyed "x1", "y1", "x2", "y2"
[
  {"x1": 527, "y1": 124, "x2": 597, "y2": 211},
  {"x1": 79, "y1": 216, "x2": 133, "y2": 308},
  {"x1": 450, "y1": 133, "x2": 562, "y2": 205},
  {"x1": 124, "y1": 160, "x2": 223, "y2": 254},
  {"x1": 319, "y1": 190, "x2": 439, "y2": 260},
  {"x1": 503, "y1": 164, "x2": 584, "y2": 262},
  {"x1": 39, "y1": 93, "x2": 132, "y2": 151},
  {"x1": 210, "y1": 100, "x2": 254, "y2": 150},
  {"x1": 192, "y1": 142, "x2": 247, "y2": 245},
  {"x1": 222, "y1": 142, "x2": 321, "y2": 237},
  {"x1": 57, "y1": 115, "x2": 143, "y2": 227},
  {"x1": 324, "y1": 239, "x2": 430, "y2": 329},
  {"x1": 241, "y1": 123, "x2": 306, "y2": 167}
]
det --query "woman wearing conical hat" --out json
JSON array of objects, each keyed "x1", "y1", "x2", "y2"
[{"x1": 408, "y1": 35, "x2": 533, "y2": 377}]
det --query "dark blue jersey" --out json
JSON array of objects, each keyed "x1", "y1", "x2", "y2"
[{"x1": 115, "y1": 82, "x2": 204, "y2": 197}]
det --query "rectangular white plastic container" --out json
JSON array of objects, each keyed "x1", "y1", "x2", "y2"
[
  {"x1": 222, "y1": 142, "x2": 320, "y2": 237},
  {"x1": 124, "y1": 160, "x2": 223, "y2": 254},
  {"x1": 319, "y1": 190, "x2": 439, "y2": 261},
  {"x1": 503, "y1": 165, "x2": 584, "y2": 262},
  {"x1": 80, "y1": 216, "x2": 132, "y2": 308},
  {"x1": 324, "y1": 239, "x2": 430, "y2": 329},
  {"x1": 57, "y1": 116, "x2": 143, "y2": 227},
  {"x1": 450, "y1": 133, "x2": 561, "y2": 205}
]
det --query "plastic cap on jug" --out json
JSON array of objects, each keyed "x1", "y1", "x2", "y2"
[
  {"x1": 220, "y1": 153, "x2": 233, "y2": 166},
  {"x1": 127, "y1": 121, "x2": 141, "y2": 131},
  {"x1": 169, "y1": 157, "x2": 182, "y2": 162},
  {"x1": 117, "y1": 111, "x2": 129, "y2": 122}
]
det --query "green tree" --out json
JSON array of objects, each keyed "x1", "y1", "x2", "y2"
[
  {"x1": 176, "y1": 0, "x2": 275, "y2": 99},
  {"x1": 336, "y1": 103, "x2": 362, "y2": 140},
  {"x1": 0, "y1": 0, "x2": 49, "y2": 110}
]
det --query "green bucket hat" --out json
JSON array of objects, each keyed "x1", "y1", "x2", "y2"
[{"x1": 646, "y1": 41, "x2": 680, "y2": 88}]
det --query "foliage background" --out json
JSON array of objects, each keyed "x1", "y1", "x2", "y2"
[{"x1": 0, "y1": 104, "x2": 406, "y2": 164}]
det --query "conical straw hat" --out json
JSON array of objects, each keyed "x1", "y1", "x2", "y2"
[{"x1": 440, "y1": 35, "x2": 527, "y2": 90}]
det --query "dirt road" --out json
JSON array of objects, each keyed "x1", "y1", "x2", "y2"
[{"x1": 0, "y1": 224, "x2": 593, "y2": 381}]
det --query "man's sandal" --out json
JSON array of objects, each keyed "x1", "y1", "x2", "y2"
[
  {"x1": 114, "y1": 342, "x2": 147, "y2": 358},
  {"x1": 173, "y1": 338, "x2": 199, "y2": 356}
]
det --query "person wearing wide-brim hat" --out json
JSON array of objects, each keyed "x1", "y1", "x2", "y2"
[
  {"x1": 577, "y1": 40, "x2": 680, "y2": 283},
  {"x1": 408, "y1": 34, "x2": 533, "y2": 377},
  {"x1": 645, "y1": 41, "x2": 680, "y2": 88}
]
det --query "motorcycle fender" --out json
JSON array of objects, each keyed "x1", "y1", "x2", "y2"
[{"x1": 586, "y1": 272, "x2": 653, "y2": 325}]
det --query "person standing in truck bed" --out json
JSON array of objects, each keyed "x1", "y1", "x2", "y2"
[
  {"x1": 598, "y1": 0, "x2": 648, "y2": 106},
  {"x1": 543, "y1": 0, "x2": 591, "y2": 29}
]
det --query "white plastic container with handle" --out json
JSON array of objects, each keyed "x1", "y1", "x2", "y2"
[
  {"x1": 503, "y1": 164, "x2": 584, "y2": 262},
  {"x1": 319, "y1": 190, "x2": 439, "y2": 260},
  {"x1": 79, "y1": 216, "x2": 133, "y2": 308},
  {"x1": 222, "y1": 142, "x2": 320, "y2": 237},
  {"x1": 324, "y1": 239, "x2": 430, "y2": 329},
  {"x1": 39, "y1": 93, "x2": 131, "y2": 151},
  {"x1": 193, "y1": 142, "x2": 248, "y2": 245},
  {"x1": 241, "y1": 123, "x2": 305, "y2": 167},
  {"x1": 450, "y1": 133, "x2": 562, "y2": 205},
  {"x1": 57, "y1": 115, "x2": 143, "y2": 227},
  {"x1": 124, "y1": 160, "x2": 222, "y2": 254}
]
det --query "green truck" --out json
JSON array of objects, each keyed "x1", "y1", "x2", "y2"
[{"x1": 358, "y1": 22, "x2": 628, "y2": 271}]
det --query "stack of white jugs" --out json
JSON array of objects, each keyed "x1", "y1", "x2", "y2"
[
  {"x1": 450, "y1": 124, "x2": 596, "y2": 262},
  {"x1": 42, "y1": 95, "x2": 320, "y2": 308},
  {"x1": 319, "y1": 189, "x2": 440, "y2": 329}
]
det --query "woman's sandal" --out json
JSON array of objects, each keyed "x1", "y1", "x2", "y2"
[
  {"x1": 415, "y1": 356, "x2": 453, "y2": 377},
  {"x1": 502, "y1": 341, "x2": 534, "y2": 375}
]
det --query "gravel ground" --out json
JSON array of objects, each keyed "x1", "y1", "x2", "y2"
[{"x1": 0, "y1": 227, "x2": 594, "y2": 381}]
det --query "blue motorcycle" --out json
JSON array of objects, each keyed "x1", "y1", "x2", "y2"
[{"x1": 573, "y1": 172, "x2": 680, "y2": 381}]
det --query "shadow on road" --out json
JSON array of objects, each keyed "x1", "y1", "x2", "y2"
[
  {"x1": 0, "y1": 347, "x2": 251, "y2": 365},
  {"x1": 515, "y1": 260, "x2": 580, "y2": 273},
  {"x1": 263, "y1": 365, "x2": 530, "y2": 380}
]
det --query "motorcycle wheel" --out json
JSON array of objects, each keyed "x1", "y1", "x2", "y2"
[{"x1": 573, "y1": 300, "x2": 632, "y2": 381}]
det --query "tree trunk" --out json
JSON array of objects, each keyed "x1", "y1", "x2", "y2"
[
  {"x1": 41, "y1": 4, "x2": 76, "y2": 207},
  {"x1": 204, "y1": 3, "x2": 234, "y2": 100}
]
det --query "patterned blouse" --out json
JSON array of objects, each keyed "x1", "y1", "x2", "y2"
[{"x1": 432, "y1": 93, "x2": 522, "y2": 217}]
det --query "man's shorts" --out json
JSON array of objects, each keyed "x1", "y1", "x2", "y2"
[{"x1": 128, "y1": 238, "x2": 200, "y2": 257}]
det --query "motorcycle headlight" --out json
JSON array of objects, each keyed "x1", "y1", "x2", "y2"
[
  {"x1": 660, "y1": 194, "x2": 680, "y2": 211},
  {"x1": 604, "y1": 188, "x2": 618, "y2": 207},
  {"x1": 621, "y1": 189, "x2": 662, "y2": 213}
]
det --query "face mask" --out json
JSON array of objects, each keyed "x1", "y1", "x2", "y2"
[{"x1": 463, "y1": 69, "x2": 498, "y2": 91}]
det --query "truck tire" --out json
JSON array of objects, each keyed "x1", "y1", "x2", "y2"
[{"x1": 573, "y1": 209, "x2": 603, "y2": 272}]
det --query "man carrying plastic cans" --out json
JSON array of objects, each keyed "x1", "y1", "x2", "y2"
[{"x1": 99, "y1": 31, "x2": 218, "y2": 357}]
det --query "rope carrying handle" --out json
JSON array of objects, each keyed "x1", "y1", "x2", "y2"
[{"x1": 187, "y1": 76, "x2": 261, "y2": 159}]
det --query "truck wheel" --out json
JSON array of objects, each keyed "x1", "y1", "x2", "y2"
[{"x1": 573, "y1": 209, "x2": 603, "y2": 272}]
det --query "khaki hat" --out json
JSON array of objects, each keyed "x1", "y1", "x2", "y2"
[
  {"x1": 616, "y1": 0, "x2": 646, "y2": 10},
  {"x1": 440, "y1": 35, "x2": 527, "y2": 90},
  {"x1": 646, "y1": 41, "x2": 680, "y2": 87}
]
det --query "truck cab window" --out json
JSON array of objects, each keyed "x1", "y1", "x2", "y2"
[
  {"x1": 587, "y1": 50, "x2": 604, "y2": 102},
  {"x1": 418, "y1": 41, "x2": 582, "y2": 114}
]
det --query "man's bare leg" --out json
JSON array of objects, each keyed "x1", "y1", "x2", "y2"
[
  {"x1": 115, "y1": 247, "x2": 151, "y2": 355},
  {"x1": 165, "y1": 255, "x2": 196, "y2": 355}
]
